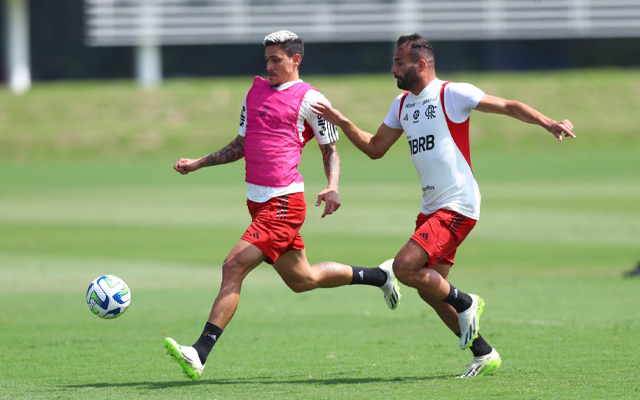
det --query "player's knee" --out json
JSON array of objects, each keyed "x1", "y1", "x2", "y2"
[
  {"x1": 393, "y1": 258, "x2": 427, "y2": 288},
  {"x1": 221, "y1": 257, "x2": 248, "y2": 283},
  {"x1": 285, "y1": 263, "x2": 330, "y2": 292},
  {"x1": 392, "y1": 258, "x2": 413, "y2": 285}
]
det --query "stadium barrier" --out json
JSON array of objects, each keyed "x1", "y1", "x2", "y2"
[{"x1": 82, "y1": 0, "x2": 640, "y2": 87}]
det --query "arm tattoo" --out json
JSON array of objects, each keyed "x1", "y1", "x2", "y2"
[
  {"x1": 320, "y1": 142, "x2": 340, "y2": 189},
  {"x1": 199, "y1": 136, "x2": 245, "y2": 168}
]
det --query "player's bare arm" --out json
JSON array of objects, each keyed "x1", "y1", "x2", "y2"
[
  {"x1": 475, "y1": 95, "x2": 575, "y2": 141},
  {"x1": 311, "y1": 102, "x2": 404, "y2": 159},
  {"x1": 174, "y1": 135, "x2": 246, "y2": 175},
  {"x1": 315, "y1": 141, "x2": 341, "y2": 218}
]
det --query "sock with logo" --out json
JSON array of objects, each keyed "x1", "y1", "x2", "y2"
[
  {"x1": 350, "y1": 266, "x2": 387, "y2": 287},
  {"x1": 469, "y1": 334, "x2": 493, "y2": 357},
  {"x1": 442, "y1": 283, "x2": 473, "y2": 313},
  {"x1": 192, "y1": 322, "x2": 223, "y2": 364},
  {"x1": 455, "y1": 332, "x2": 492, "y2": 357}
]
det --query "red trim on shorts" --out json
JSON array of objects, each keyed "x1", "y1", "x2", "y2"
[
  {"x1": 242, "y1": 192, "x2": 306, "y2": 265},
  {"x1": 411, "y1": 209, "x2": 476, "y2": 267}
]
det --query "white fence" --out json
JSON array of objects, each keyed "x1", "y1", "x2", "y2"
[
  {"x1": 83, "y1": 0, "x2": 640, "y2": 87},
  {"x1": 85, "y1": 0, "x2": 640, "y2": 46}
]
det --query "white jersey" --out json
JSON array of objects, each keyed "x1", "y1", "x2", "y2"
[
  {"x1": 238, "y1": 79, "x2": 338, "y2": 202},
  {"x1": 383, "y1": 78, "x2": 484, "y2": 220}
]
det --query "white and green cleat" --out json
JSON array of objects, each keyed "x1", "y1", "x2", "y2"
[
  {"x1": 457, "y1": 348, "x2": 502, "y2": 378},
  {"x1": 458, "y1": 294, "x2": 485, "y2": 350},
  {"x1": 378, "y1": 259, "x2": 401, "y2": 310},
  {"x1": 164, "y1": 337, "x2": 204, "y2": 381}
]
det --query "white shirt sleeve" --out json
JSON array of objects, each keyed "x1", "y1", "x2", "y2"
[
  {"x1": 237, "y1": 94, "x2": 248, "y2": 137},
  {"x1": 301, "y1": 90, "x2": 338, "y2": 145},
  {"x1": 383, "y1": 93, "x2": 405, "y2": 130},
  {"x1": 443, "y1": 83, "x2": 485, "y2": 124}
]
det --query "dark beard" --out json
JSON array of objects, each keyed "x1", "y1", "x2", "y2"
[{"x1": 395, "y1": 66, "x2": 419, "y2": 91}]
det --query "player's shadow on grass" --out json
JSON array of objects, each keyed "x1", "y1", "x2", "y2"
[{"x1": 63, "y1": 374, "x2": 451, "y2": 390}]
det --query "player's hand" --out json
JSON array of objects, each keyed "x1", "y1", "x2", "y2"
[
  {"x1": 311, "y1": 102, "x2": 346, "y2": 127},
  {"x1": 549, "y1": 119, "x2": 575, "y2": 141},
  {"x1": 173, "y1": 158, "x2": 201, "y2": 175},
  {"x1": 315, "y1": 186, "x2": 341, "y2": 218}
]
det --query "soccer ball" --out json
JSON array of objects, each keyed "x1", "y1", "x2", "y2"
[{"x1": 86, "y1": 275, "x2": 131, "y2": 319}]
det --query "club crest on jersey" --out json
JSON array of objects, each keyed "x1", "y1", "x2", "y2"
[
  {"x1": 425, "y1": 105, "x2": 437, "y2": 119},
  {"x1": 257, "y1": 104, "x2": 281, "y2": 129},
  {"x1": 258, "y1": 105, "x2": 271, "y2": 118}
]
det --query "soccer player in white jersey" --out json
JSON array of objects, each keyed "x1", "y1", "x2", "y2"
[
  {"x1": 312, "y1": 33, "x2": 575, "y2": 378},
  {"x1": 163, "y1": 31, "x2": 401, "y2": 381}
]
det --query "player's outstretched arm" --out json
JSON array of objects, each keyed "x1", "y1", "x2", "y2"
[
  {"x1": 174, "y1": 135, "x2": 245, "y2": 175},
  {"x1": 315, "y1": 141, "x2": 341, "y2": 218},
  {"x1": 311, "y1": 102, "x2": 403, "y2": 159},
  {"x1": 475, "y1": 95, "x2": 575, "y2": 141}
]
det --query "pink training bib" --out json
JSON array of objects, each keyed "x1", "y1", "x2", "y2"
[{"x1": 244, "y1": 76, "x2": 313, "y2": 188}]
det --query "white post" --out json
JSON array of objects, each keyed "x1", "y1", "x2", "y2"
[
  {"x1": 135, "y1": 0, "x2": 161, "y2": 89},
  {"x1": 571, "y1": 0, "x2": 588, "y2": 35},
  {"x1": 484, "y1": 0, "x2": 506, "y2": 39},
  {"x1": 135, "y1": 43, "x2": 161, "y2": 89},
  {"x1": 5, "y1": 0, "x2": 31, "y2": 94},
  {"x1": 397, "y1": 0, "x2": 419, "y2": 38}
]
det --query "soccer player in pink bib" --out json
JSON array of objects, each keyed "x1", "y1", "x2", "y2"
[
  {"x1": 312, "y1": 33, "x2": 575, "y2": 378},
  {"x1": 164, "y1": 31, "x2": 401, "y2": 381}
]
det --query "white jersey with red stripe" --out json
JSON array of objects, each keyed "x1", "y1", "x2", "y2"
[
  {"x1": 383, "y1": 78, "x2": 485, "y2": 220},
  {"x1": 238, "y1": 79, "x2": 339, "y2": 203}
]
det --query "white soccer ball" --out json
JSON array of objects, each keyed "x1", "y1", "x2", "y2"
[{"x1": 86, "y1": 275, "x2": 131, "y2": 319}]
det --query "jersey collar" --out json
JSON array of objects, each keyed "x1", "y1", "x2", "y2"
[
  {"x1": 274, "y1": 79, "x2": 303, "y2": 91},
  {"x1": 412, "y1": 78, "x2": 442, "y2": 101}
]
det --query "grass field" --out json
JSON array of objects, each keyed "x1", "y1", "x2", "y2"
[{"x1": 1, "y1": 70, "x2": 639, "y2": 399}]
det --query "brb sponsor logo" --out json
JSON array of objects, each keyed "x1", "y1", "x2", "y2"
[{"x1": 409, "y1": 134, "x2": 435, "y2": 155}]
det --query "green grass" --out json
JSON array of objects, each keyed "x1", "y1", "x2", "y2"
[
  {"x1": 1, "y1": 70, "x2": 640, "y2": 399},
  {"x1": 2, "y1": 68, "x2": 640, "y2": 160}
]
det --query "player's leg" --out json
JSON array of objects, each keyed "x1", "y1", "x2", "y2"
[
  {"x1": 392, "y1": 239, "x2": 449, "y2": 298},
  {"x1": 417, "y1": 263, "x2": 500, "y2": 377},
  {"x1": 273, "y1": 249, "x2": 401, "y2": 309},
  {"x1": 165, "y1": 239, "x2": 265, "y2": 380},
  {"x1": 272, "y1": 248, "x2": 351, "y2": 292},
  {"x1": 393, "y1": 211, "x2": 483, "y2": 350},
  {"x1": 394, "y1": 243, "x2": 482, "y2": 350},
  {"x1": 416, "y1": 263, "x2": 459, "y2": 332},
  {"x1": 206, "y1": 239, "x2": 266, "y2": 328}
]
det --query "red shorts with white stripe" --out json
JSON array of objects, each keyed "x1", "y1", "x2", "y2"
[
  {"x1": 241, "y1": 192, "x2": 306, "y2": 265},
  {"x1": 410, "y1": 209, "x2": 477, "y2": 267}
]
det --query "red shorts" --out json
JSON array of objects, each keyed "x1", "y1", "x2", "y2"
[
  {"x1": 241, "y1": 192, "x2": 306, "y2": 264},
  {"x1": 411, "y1": 209, "x2": 477, "y2": 267}
]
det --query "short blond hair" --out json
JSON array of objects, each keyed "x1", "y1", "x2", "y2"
[{"x1": 263, "y1": 30, "x2": 304, "y2": 59}]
